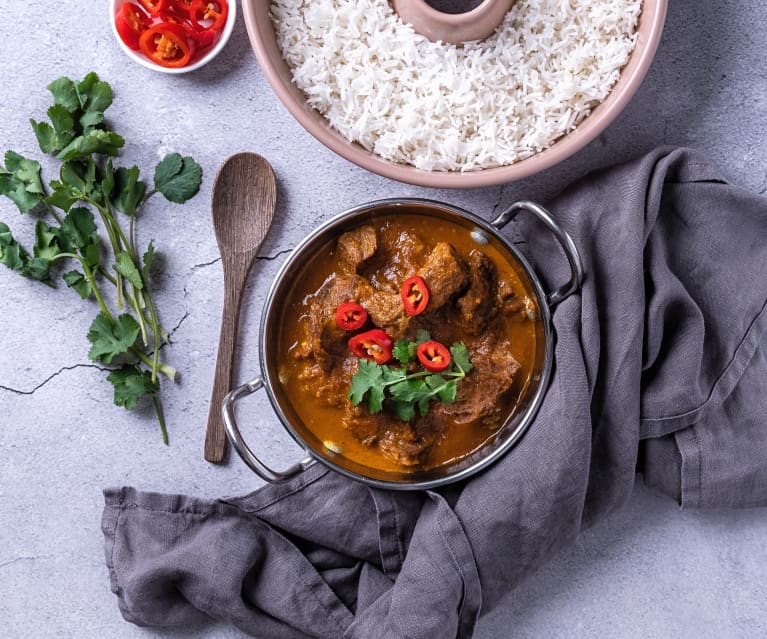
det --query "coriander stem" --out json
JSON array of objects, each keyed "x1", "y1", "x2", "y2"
[
  {"x1": 81, "y1": 262, "x2": 113, "y2": 321},
  {"x1": 133, "y1": 348, "x2": 176, "y2": 380},
  {"x1": 97, "y1": 266, "x2": 117, "y2": 286},
  {"x1": 151, "y1": 394, "x2": 169, "y2": 445},
  {"x1": 128, "y1": 284, "x2": 150, "y2": 347}
]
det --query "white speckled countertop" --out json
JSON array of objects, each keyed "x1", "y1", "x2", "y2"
[{"x1": 1, "y1": 2, "x2": 766, "y2": 637}]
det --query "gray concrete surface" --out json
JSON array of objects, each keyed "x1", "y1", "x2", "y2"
[{"x1": 1, "y1": 1, "x2": 766, "y2": 637}]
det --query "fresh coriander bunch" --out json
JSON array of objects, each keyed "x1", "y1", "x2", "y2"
[
  {"x1": 349, "y1": 329, "x2": 473, "y2": 422},
  {"x1": 0, "y1": 73, "x2": 202, "y2": 443}
]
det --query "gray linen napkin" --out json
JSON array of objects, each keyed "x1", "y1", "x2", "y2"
[{"x1": 102, "y1": 147, "x2": 767, "y2": 638}]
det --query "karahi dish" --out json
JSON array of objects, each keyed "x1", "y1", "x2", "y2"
[{"x1": 223, "y1": 199, "x2": 583, "y2": 489}]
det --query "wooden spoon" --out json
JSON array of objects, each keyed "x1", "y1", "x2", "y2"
[{"x1": 204, "y1": 153, "x2": 277, "y2": 463}]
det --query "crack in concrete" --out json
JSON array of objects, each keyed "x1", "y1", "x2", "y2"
[
  {"x1": 0, "y1": 364, "x2": 106, "y2": 396},
  {"x1": 256, "y1": 247, "x2": 294, "y2": 262},
  {"x1": 166, "y1": 248, "x2": 294, "y2": 345},
  {"x1": 0, "y1": 555, "x2": 55, "y2": 570},
  {"x1": 491, "y1": 184, "x2": 507, "y2": 217}
]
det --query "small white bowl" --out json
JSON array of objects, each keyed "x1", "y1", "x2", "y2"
[{"x1": 110, "y1": 0, "x2": 236, "y2": 74}]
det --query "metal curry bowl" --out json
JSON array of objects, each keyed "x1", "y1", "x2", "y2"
[{"x1": 222, "y1": 199, "x2": 583, "y2": 490}]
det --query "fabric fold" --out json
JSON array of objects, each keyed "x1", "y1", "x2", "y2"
[{"x1": 102, "y1": 147, "x2": 767, "y2": 638}]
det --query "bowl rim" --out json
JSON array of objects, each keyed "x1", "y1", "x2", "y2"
[
  {"x1": 242, "y1": 0, "x2": 668, "y2": 187},
  {"x1": 255, "y1": 198, "x2": 556, "y2": 490},
  {"x1": 110, "y1": 0, "x2": 237, "y2": 74}
]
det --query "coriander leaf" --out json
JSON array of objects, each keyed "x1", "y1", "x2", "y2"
[
  {"x1": 24, "y1": 257, "x2": 54, "y2": 284},
  {"x1": 391, "y1": 400, "x2": 416, "y2": 422},
  {"x1": 47, "y1": 77, "x2": 80, "y2": 113},
  {"x1": 59, "y1": 206, "x2": 98, "y2": 249},
  {"x1": 154, "y1": 154, "x2": 202, "y2": 203},
  {"x1": 30, "y1": 120, "x2": 56, "y2": 154},
  {"x1": 87, "y1": 311, "x2": 140, "y2": 364},
  {"x1": 100, "y1": 158, "x2": 115, "y2": 201},
  {"x1": 63, "y1": 269, "x2": 92, "y2": 299},
  {"x1": 0, "y1": 151, "x2": 44, "y2": 212},
  {"x1": 142, "y1": 240, "x2": 155, "y2": 280},
  {"x1": 348, "y1": 358, "x2": 384, "y2": 411},
  {"x1": 33, "y1": 220, "x2": 62, "y2": 261},
  {"x1": 45, "y1": 180, "x2": 81, "y2": 212},
  {"x1": 107, "y1": 364, "x2": 158, "y2": 410},
  {"x1": 112, "y1": 165, "x2": 146, "y2": 216},
  {"x1": 393, "y1": 339, "x2": 416, "y2": 364},
  {"x1": 57, "y1": 129, "x2": 124, "y2": 161},
  {"x1": 450, "y1": 342, "x2": 473, "y2": 374},
  {"x1": 76, "y1": 72, "x2": 112, "y2": 118},
  {"x1": 417, "y1": 397, "x2": 431, "y2": 417},
  {"x1": 0, "y1": 222, "x2": 30, "y2": 272},
  {"x1": 60, "y1": 159, "x2": 97, "y2": 198},
  {"x1": 114, "y1": 251, "x2": 144, "y2": 290},
  {"x1": 415, "y1": 329, "x2": 431, "y2": 344},
  {"x1": 381, "y1": 365, "x2": 408, "y2": 384},
  {"x1": 389, "y1": 378, "x2": 431, "y2": 404},
  {"x1": 59, "y1": 206, "x2": 100, "y2": 267},
  {"x1": 436, "y1": 379, "x2": 457, "y2": 403},
  {"x1": 425, "y1": 374, "x2": 446, "y2": 390}
]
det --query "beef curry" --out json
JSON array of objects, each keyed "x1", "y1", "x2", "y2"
[{"x1": 277, "y1": 213, "x2": 542, "y2": 473}]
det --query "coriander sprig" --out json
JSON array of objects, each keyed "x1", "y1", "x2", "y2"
[
  {"x1": 0, "y1": 73, "x2": 202, "y2": 443},
  {"x1": 349, "y1": 330, "x2": 473, "y2": 422}
]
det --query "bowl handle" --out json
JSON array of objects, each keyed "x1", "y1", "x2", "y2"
[
  {"x1": 222, "y1": 377, "x2": 317, "y2": 482},
  {"x1": 491, "y1": 200, "x2": 584, "y2": 306}
]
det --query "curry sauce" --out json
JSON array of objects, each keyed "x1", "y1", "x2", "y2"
[{"x1": 277, "y1": 213, "x2": 542, "y2": 474}]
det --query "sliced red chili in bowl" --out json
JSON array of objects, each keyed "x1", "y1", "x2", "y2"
[
  {"x1": 115, "y1": 3, "x2": 152, "y2": 51},
  {"x1": 401, "y1": 276, "x2": 430, "y2": 316},
  {"x1": 416, "y1": 341, "x2": 451, "y2": 372},
  {"x1": 137, "y1": 0, "x2": 170, "y2": 17},
  {"x1": 189, "y1": 0, "x2": 228, "y2": 32},
  {"x1": 335, "y1": 302, "x2": 368, "y2": 331},
  {"x1": 138, "y1": 22, "x2": 195, "y2": 68},
  {"x1": 349, "y1": 329, "x2": 394, "y2": 365}
]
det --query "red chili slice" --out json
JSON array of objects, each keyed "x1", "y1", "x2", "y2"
[
  {"x1": 137, "y1": 0, "x2": 170, "y2": 16},
  {"x1": 335, "y1": 302, "x2": 368, "y2": 331},
  {"x1": 189, "y1": 0, "x2": 228, "y2": 32},
  {"x1": 115, "y1": 3, "x2": 152, "y2": 51},
  {"x1": 138, "y1": 22, "x2": 194, "y2": 68},
  {"x1": 401, "y1": 276, "x2": 430, "y2": 316},
  {"x1": 416, "y1": 341, "x2": 451, "y2": 372},
  {"x1": 349, "y1": 329, "x2": 394, "y2": 365}
]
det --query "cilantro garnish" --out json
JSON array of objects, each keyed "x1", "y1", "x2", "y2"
[
  {"x1": 348, "y1": 339, "x2": 473, "y2": 421},
  {"x1": 0, "y1": 73, "x2": 203, "y2": 444}
]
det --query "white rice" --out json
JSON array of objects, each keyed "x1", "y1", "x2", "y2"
[{"x1": 271, "y1": 0, "x2": 642, "y2": 171}]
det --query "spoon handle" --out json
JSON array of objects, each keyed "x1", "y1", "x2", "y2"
[{"x1": 204, "y1": 257, "x2": 252, "y2": 463}]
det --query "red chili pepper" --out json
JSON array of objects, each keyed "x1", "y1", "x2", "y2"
[
  {"x1": 417, "y1": 341, "x2": 451, "y2": 372},
  {"x1": 115, "y1": 3, "x2": 152, "y2": 51},
  {"x1": 189, "y1": 0, "x2": 228, "y2": 32},
  {"x1": 137, "y1": 0, "x2": 170, "y2": 17},
  {"x1": 171, "y1": 0, "x2": 196, "y2": 17},
  {"x1": 335, "y1": 302, "x2": 368, "y2": 331},
  {"x1": 401, "y1": 276, "x2": 430, "y2": 316},
  {"x1": 349, "y1": 329, "x2": 394, "y2": 365},
  {"x1": 138, "y1": 22, "x2": 195, "y2": 68}
]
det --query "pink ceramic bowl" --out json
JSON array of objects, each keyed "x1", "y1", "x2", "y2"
[{"x1": 242, "y1": 0, "x2": 667, "y2": 188}]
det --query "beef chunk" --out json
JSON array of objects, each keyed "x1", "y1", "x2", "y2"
[
  {"x1": 343, "y1": 398, "x2": 445, "y2": 466},
  {"x1": 305, "y1": 274, "x2": 365, "y2": 369},
  {"x1": 337, "y1": 226, "x2": 377, "y2": 273},
  {"x1": 457, "y1": 251, "x2": 498, "y2": 335},
  {"x1": 342, "y1": 403, "x2": 386, "y2": 446},
  {"x1": 416, "y1": 242, "x2": 468, "y2": 311},
  {"x1": 356, "y1": 283, "x2": 410, "y2": 339},
  {"x1": 378, "y1": 425, "x2": 427, "y2": 466},
  {"x1": 441, "y1": 335, "x2": 520, "y2": 428}
]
